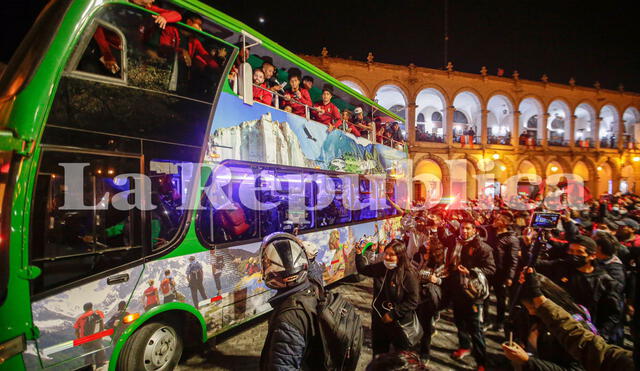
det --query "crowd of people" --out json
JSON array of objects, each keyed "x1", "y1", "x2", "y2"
[{"x1": 259, "y1": 189, "x2": 639, "y2": 370}]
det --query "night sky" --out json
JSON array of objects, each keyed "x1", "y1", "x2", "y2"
[{"x1": 3, "y1": 0, "x2": 638, "y2": 92}]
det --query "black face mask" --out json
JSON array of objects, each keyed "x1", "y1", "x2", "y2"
[{"x1": 565, "y1": 254, "x2": 588, "y2": 269}]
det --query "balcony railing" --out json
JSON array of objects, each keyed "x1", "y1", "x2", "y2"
[
  {"x1": 416, "y1": 132, "x2": 445, "y2": 143},
  {"x1": 599, "y1": 138, "x2": 618, "y2": 149},
  {"x1": 453, "y1": 135, "x2": 480, "y2": 146},
  {"x1": 548, "y1": 139, "x2": 570, "y2": 147},
  {"x1": 575, "y1": 139, "x2": 593, "y2": 148},
  {"x1": 487, "y1": 135, "x2": 512, "y2": 145}
]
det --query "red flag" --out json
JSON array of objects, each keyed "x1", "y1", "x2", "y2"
[{"x1": 497, "y1": 68, "x2": 504, "y2": 77}]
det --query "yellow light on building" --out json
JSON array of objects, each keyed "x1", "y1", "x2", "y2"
[
  {"x1": 551, "y1": 166, "x2": 558, "y2": 172},
  {"x1": 633, "y1": 157, "x2": 640, "y2": 162},
  {"x1": 500, "y1": 165, "x2": 506, "y2": 171},
  {"x1": 492, "y1": 154, "x2": 500, "y2": 160},
  {"x1": 597, "y1": 166, "x2": 603, "y2": 171}
]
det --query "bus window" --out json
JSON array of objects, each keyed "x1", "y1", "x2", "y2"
[
  {"x1": 30, "y1": 151, "x2": 143, "y2": 294},
  {"x1": 316, "y1": 175, "x2": 351, "y2": 227},
  {"x1": 356, "y1": 176, "x2": 377, "y2": 221},
  {"x1": 258, "y1": 169, "x2": 314, "y2": 235},
  {"x1": 75, "y1": 23, "x2": 124, "y2": 80},
  {"x1": 382, "y1": 178, "x2": 399, "y2": 217},
  {"x1": 197, "y1": 164, "x2": 259, "y2": 245}
]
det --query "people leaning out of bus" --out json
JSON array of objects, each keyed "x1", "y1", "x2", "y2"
[
  {"x1": 302, "y1": 75, "x2": 314, "y2": 91},
  {"x1": 352, "y1": 107, "x2": 371, "y2": 137},
  {"x1": 179, "y1": 15, "x2": 221, "y2": 71},
  {"x1": 281, "y1": 68, "x2": 312, "y2": 117},
  {"x1": 261, "y1": 56, "x2": 284, "y2": 93},
  {"x1": 312, "y1": 85, "x2": 342, "y2": 130},
  {"x1": 253, "y1": 68, "x2": 273, "y2": 106}
]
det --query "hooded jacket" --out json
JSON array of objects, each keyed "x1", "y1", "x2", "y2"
[{"x1": 487, "y1": 227, "x2": 521, "y2": 281}]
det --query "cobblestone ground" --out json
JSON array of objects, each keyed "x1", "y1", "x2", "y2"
[{"x1": 179, "y1": 277, "x2": 513, "y2": 371}]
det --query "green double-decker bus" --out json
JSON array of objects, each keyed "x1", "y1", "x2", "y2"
[{"x1": 0, "y1": 1, "x2": 409, "y2": 369}]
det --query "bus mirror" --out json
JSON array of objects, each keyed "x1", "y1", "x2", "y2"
[{"x1": 239, "y1": 62, "x2": 253, "y2": 105}]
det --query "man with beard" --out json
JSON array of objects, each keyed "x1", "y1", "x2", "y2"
[
  {"x1": 442, "y1": 220, "x2": 496, "y2": 371},
  {"x1": 536, "y1": 235, "x2": 623, "y2": 343},
  {"x1": 486, "y1": 211, "x2": 520, "y2": 332}
]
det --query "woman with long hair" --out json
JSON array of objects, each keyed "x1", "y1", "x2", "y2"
[{"x1": 355, "y1": 239, "x2": 420, "y2": 355}]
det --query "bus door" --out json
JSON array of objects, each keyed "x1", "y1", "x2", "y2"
[{"x1": 29, "y1": 150, "x2": 145, "y2": 369}]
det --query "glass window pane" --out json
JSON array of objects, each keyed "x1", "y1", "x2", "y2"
[
  {"x1": 258, "y1": 169, "x2": 314, "y2": 235},
  {"x1": 30, "y1": 151, "x2": 143, "y2": 293}
]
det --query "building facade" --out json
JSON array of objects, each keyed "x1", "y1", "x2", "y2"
[{"x1": 301, "y1": 54, "x2": 640, "y2": 200}]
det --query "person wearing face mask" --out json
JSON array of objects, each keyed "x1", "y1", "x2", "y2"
[
  {"x1": 535, "y1": 235, "x2": 623, "y2": 344},
  {"x1": 355, "y1": 239, "x2": 420, "y2": 356},
  {"x1": 441, "y1": 220, "x2": 496, "y2": 371}
]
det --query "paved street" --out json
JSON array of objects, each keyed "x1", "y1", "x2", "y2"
[{"x1": 179, "y1": 276, "x2": 512, "y2": 370}]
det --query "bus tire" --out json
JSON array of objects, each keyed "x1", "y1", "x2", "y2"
[{"x1": 117, "y1": 321, "x2": 183, "y2": 371}]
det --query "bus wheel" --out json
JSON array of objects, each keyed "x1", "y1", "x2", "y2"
[{"x1": 118, "y1": 322, "x2": 183, "y2": 371}]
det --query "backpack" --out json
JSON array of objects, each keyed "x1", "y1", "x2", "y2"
[
  {"x1": 287, "y1": 287, "x2": 362, "y2": 371},
  {"x1": 220, "y1": 204, "x2": 250, "y2": 236},
  {"x1": 160, "y1": 278, "x2": 172, "y2": 295},
  {"x1": 83, "y1": 311, "x2": 102, "y2": 336}
]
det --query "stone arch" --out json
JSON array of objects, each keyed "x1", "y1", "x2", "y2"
[
  {"x1": 372, "y1": 80, "x2": 410, "y2": 101},
  {"x1": 487, "y1": 93, "x2": 515, "y2": 144},
  {"x1": 623, "y1": 106, "x2": 640, "y2": 148},
  {"x1": 595, "y1": 157, "x2": 620, "y2": 195},
  {"x1": 546, "y1": 155, "x2": 572, "y2": 177},
  {"x1": 448, "y1": 154, "x2": 480, "y2": 200},
  {"x1": 486, "y1": 90, "x2": 517, "y2": 110},
  {"x1": 413, "y1": 153, "x2": 451, "y2": 200},
  {"x1": 414, "y1": 86, "x2": 448, "y2": 142},
  {"x1": 516, "y1": 156, "x2": 544, "y2": 176},
  {"x1": 373, "y1": 82, "x2": 409, "y2": 120},
  {"x1": 575, "y1": 102, "x2": 597, "y2": 147},
  {"x1": 410, "y1": 83, "x2": 451, "y2": 105},
  {"x1": 544, "y1": 96, "x2": 573, "y2": 114},
  {"x1": 518, "y1": 96, "x2": 545, "y2": 143},
  {"x1": 451, "y1": 87, "x2": 486, "y2": 107},
  {"x1": 452, "y1": 90, "x2": 483, "y2": 141},
  {"x1": 547, "y1": 99, "x2": 572, "y2": 146},
  {"x1": 337, "y1": 76, "x2": 371, "y2": 98},
  {"x1": 599, "y1": 104, "x2": 621, "y2": 148}
]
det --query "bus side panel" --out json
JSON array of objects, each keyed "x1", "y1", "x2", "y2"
[
  {"x1": 206, "y1": 92, "x2": 409, "y2": 177},
  {"x1": 26, "y1": 266, "x2": 143, "y2": 370}
]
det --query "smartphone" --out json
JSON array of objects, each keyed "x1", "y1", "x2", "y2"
[{"x1": 530, "y1": 212, "x2": 561, "y2": 229}]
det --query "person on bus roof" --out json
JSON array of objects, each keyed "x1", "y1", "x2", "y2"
[
  {"x1": 352, "y1": 107, "x2": 371, "y2": 137},
  {"x1": 181, "y1": 15, "x2": 220, "y2": 71},
  {"x1": 261, "y1": 56, "x2": 283, "y2": 93},
  {"x1": 281, "y1": 68, "x2": 312, "y2": 117},
  {"x1": 312, "y1": 85, "x2": 341, "y2": 130},
  {"x1": 253, "y1": 68, "x2": 273, "y2": 106}
]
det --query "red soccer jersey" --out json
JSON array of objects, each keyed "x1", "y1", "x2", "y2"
[
  {"x1": 281, "y1": 88, "x2": 312, "y2": 116},
  {"x1": 313, "y1": 102, "x2": 342, "y2": 128},
  {"x1": 253, "y1": 83, "x2": 273, "y2": 106},
  {"x1": 74, "y1": 310, "x2": 105, "y2": 338}
]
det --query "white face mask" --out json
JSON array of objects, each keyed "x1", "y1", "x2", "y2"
[{"x1": 383, "y1": 260, "x2": 398, "y2": 270}]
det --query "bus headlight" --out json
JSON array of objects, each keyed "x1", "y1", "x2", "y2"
[{"x1": 0, "y1": 335, "x2": 26, "y2": 364}]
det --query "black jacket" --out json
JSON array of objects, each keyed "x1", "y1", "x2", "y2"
[
  {"x1": 536, "y1": 261, "x2": 623, "y2": 342},
  {"x1": 260, "y1": 282, "x2": 324, "y2": 371},
  {"x1": 441, "y1": 234, "x2": 496, "y2": 279},
  {"x1": 355, "y1": 253, "x2": 419, "y2": 321},
  {"x1": 487, "y1": 227, "x2": 521, "y2": 281}
]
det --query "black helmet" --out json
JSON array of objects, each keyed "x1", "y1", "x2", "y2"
[{"x1": 261, "y1": 232, "x2": 309, "y2": 290}]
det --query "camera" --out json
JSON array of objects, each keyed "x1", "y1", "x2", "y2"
[{"x1": 530, "y1": 212, "x2": 561, "y2": 229}]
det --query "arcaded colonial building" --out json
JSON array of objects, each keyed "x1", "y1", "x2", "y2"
[{"x1": 301, "y1": 53, "x2": 640, "y2": 199}]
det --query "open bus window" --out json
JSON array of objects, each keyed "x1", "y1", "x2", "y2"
[
  {"x1": 76, "y1": 23, "x2": 124, "y2": 79},
  {"x1": 30, "y1": 151, "x2": 143, "y2": 294},
  {"x1": 258, "y1": 169, "x2": 314, "y2": 235},
  {"x1": 197, "y1": 164, "x2": 259, "y2": 245},
  {"x1": 315, "y1": 175, "x2": 351, "y2": 227},
  {"x1": 67, "y1": 4, "x2": 232, "y2": 103}
]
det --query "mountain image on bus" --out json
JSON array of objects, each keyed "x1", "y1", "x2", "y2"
[{"x1": 0, "y1": 0, "x2": 410, "y2": 370}]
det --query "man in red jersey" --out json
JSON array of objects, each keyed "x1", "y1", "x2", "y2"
[
  {"x1": 313, "y1": 85, "x2": 342, "y2": 130},
  {"x1": 281, "y1": 68, "x2": 312, "y2": 117},
  {"x1": 253, "y1": 68, "x2": 273, "y2": 106}
]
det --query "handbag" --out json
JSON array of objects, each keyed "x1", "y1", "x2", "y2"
[{"x1": 394, "y1": 311, "x2": 424, "y2": 348}]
